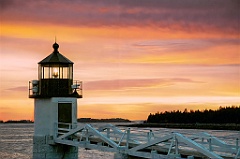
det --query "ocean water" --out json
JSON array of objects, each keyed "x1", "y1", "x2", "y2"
[
  {"x1": 0, "y1": 123, "x2": 114, "y2": 159},
  {"x1": 0, "y1": 123, "x2": 239, "y2": 159}
]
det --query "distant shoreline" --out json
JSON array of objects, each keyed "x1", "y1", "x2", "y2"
[
  {"x1": 0, "y1": 120, "x2": 33, "y2": 124},
  {"x1": 0, "y1": 118, "x2": 131, "y2": 124},
  {"x1": 1, "y1": 121, "x2": 239, "y2": 131},
  {"x1": 117, "y1": 123, "x2": 240, "y2": 131},
  {"x1": 77, "y1": 118, "x2": 131, "y2": 123}
]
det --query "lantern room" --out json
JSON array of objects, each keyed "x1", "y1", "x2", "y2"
[
  {"x1": 39, "y1": 43, "x2": 73, "y2": 80},
  {"x1": 29, "y1": 42, "x2": 82, "y2": 98}
]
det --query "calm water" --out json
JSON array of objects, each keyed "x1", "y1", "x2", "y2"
[{"x1": 0, "y1": 123, "x2": 239, "y2": 159}]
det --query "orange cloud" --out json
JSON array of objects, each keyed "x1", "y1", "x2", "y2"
[
  {"x1": 124, "y1": 40, "x2": 239, "y2": 65},
  {"x1": 0, "y1": 0, "x2": 239, "y2": 121},
  {"x1": 1, "y1": 0, "x2": 238, "y2": 36}
]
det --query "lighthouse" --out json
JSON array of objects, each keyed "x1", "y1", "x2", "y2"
[{"x1": 29, "y1": 42, "x2": 82, "y2": 159}]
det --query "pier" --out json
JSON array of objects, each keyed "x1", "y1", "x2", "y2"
[{"x1": 53, "y1": 123, "x2": 239, "y2": 159}]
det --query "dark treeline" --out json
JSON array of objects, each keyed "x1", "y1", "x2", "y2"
[
  {"x1": 78, "y1": 118, "x2": 131, "y2": 123},
  {"x1": 2, "y1": 120, "x2": 33, "y2": 123},
  {"x1": 147, "y1": 106, "x2": 240, "y2": 124}
]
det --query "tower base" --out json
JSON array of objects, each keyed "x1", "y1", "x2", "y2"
[
  {"x1": 33, "y1": 136, "x2": 78, "y2": 159},
  {"x1": 114, "y1": 152, "x2": 128, "y2": 159}
]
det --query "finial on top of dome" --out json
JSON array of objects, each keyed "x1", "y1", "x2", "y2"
[
  {"x1": 53, "y1": 42, "x2": 59, "y2": 51},
  {"x1": 53, "y1": 36, "x2": 59, "y2": 52}
]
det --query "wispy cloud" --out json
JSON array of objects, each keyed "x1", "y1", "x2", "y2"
[
  {"x1": 1, "y1": 0, "x2": 238, "y2": 35},
  {"x1": 6, "y1": 86, "x2": 28, "y2": 92},
  {"x1": 124, "y1": 38, "x2": 240, "y2": 65},
  {"x1": 85, "y1": 78, "x2": 202, "y2": 91},
  {"x1": 133, "y1": 39, "x2": 240, "y2": 52}
]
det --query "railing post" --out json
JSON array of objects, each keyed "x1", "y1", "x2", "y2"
[
  {"x1": 54, "y1": 122, "x2": 58, "y2": 139},
  {"x1": 175, "y1": 134, "x2": 179, "y2": 155},
  {"x1": 107, "y1": 128, "x2": 110, "y2": 138},
  {"x1": 147, "y1": 130, "x2": 153, "y2": 142},
  {"x1": 126, "y1": 128, "x2": 130, "y2": 148},
  {"x1": 236, "y1": 138, "x2": 239, "y2": 151},
  {"x1": 209, "y1": 138, "x2": 212, "y2": 151},
  {"x1": 168, "y1": 138, "x2": 174, "y2": 155},
  {"x1": 86, "y1": 128, "x2": 89, "y2": 142},
  {"x1": 29, "y1": 81, "x2": 31, "y2": 96},
  {"x1": 72, "y1": 122, "x2": 77, "y2": 129}
]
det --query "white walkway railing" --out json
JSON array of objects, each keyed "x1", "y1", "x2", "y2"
[{"x1": 53, "y1": 123, "x2": 240, "y2": 159}]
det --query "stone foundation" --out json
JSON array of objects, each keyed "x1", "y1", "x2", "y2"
[
  {"x1": 33, "y1": 136, "x2": 78, "y2": 159},
  {"x1": 114, "y1": 152, "x2": 128, "y2": 159}
]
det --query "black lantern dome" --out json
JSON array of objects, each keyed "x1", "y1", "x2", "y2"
[
  {"x1": 29, "y1": 43, "x2": 82, "y2": 98},
  {"x1": 39, "y1": 43, "x2": 73, "y2": 65}
]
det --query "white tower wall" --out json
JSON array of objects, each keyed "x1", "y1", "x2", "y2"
[
  {"x1": 30, "y1": 43, "x2": 81, "y2": 159},
  {"x1": 33, "y1": 97, "x2": 78, "y2": 159}
]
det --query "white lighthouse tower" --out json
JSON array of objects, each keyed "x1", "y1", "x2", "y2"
[{"x1": 29, "y1": 42, "x2": 82, "y2": 159}]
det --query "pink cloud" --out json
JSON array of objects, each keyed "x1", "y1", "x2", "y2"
[
  {"x1": 84, "y1": 78, "x2": 201, "y2": 91},
  {"x1": 0, "y1": 0, "x2": 238, "y2": 35}
]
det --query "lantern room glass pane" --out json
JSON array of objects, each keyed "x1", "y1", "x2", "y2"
[
  {"x1": 63, "y1": 67, "x2": 68, "y2": 79},
  {"x1": 51, "y1": 67, "x2": 59, "y2": 79},
  {"x1": 59, "y1": 67, "x2": 63, "y2": 78},
  {"x1": 43, "y1": 67, "x2": 50, "y2": 79},
  {"x1": 69, "y1": 65, "x2": 73, "y2": 79},
  {"x1": 39, "y1": 65, "x2": 42, "y2": 79}
]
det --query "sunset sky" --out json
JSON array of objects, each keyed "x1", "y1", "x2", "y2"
[{"x1": 0, "y1": 0, "x2": 239, "y2": 121}]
